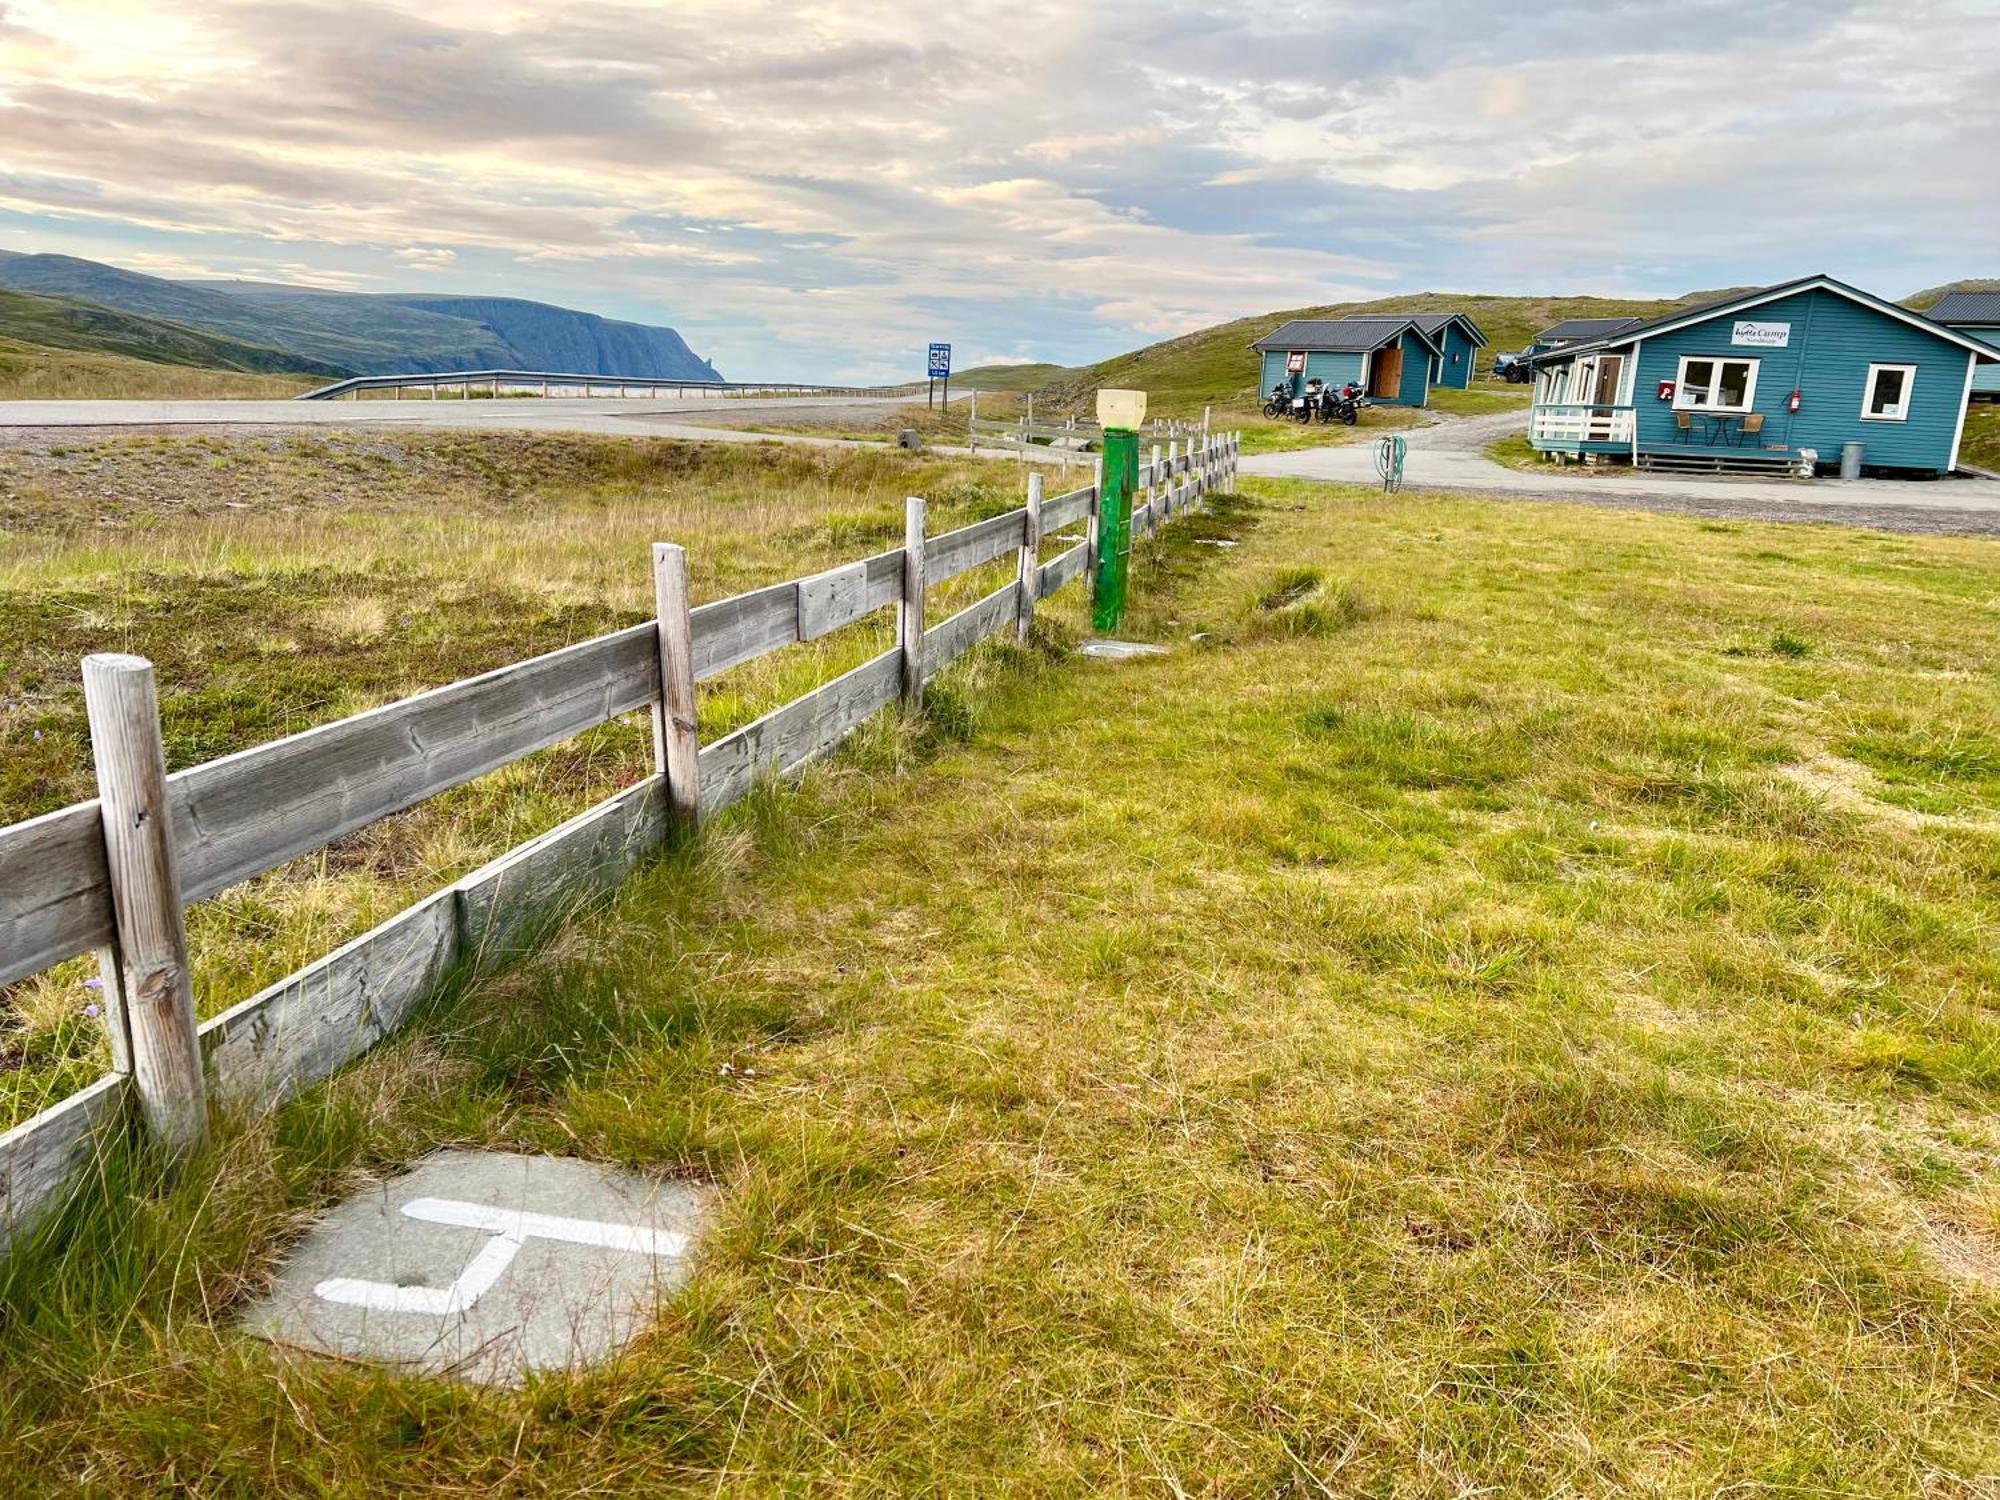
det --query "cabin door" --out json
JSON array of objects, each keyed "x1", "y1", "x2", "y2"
[
  {"x1": 1370, "y1": 345, "x2": 1402, "y2": 399},
  {"x1": 1591, "y1": 355, "x2": 1625, "y2": 407}
]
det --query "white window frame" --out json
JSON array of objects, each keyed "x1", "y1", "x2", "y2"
[
  {"x1": 1672, "y1": 354, "x2": 1760, "y2": 413},
  {"x1": 1860, "y1": 362, "x2": 1917, "y2": 423}
]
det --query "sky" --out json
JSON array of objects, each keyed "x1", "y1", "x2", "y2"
[{"x1": 0, "y1": 0, "x2": 1994, "y2": 383}]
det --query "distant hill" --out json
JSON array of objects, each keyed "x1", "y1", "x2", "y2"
[
  {"x1": 0, "y1": 252, "x2": 722, "y2": 380},
  {"x1": 0, "y1": 285, "x2": 343, "y2": 376},
  {"x1": 1034, "y1": 292, "x2": 1693, "y2": 416},
  {"x1": 952, "y1": 362, "x2": 1077, "y2": 393}
]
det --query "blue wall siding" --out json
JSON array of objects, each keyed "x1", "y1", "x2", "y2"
[
  {"x1": 1628, "y1": 289, "x2": 1974, "y2": 473},
  {"x1": 1396, "y1": 330, "x2": 1430, "y2": 407},
  {"x1": 1430, "y1": 322, "x2": 1478, "y2": 389},
  {"x1": 1260, "y1": 349, "x2": 1365, "y2": 396},
  {"x1": 1954, "y1": 327, "x2": 2000, "y2": 395}
]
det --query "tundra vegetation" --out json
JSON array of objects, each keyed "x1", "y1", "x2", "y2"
[{"x1": 0, "y1": 429, "x2": 1996, "y2": 1493}]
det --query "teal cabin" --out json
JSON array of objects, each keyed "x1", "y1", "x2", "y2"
[
  {"x1": 1412, "y1": 313, "x2": 1486, "y2": 389},
  {"x1": 1526, "y1": 276, "x2": 1995, "y2": 476},
  {"x1": 1252, "y1": 318, "x2": 1441, "y2": 407},
  {"x1": 1927, "y1": 291, "x2": 2000, "y2": 399}
]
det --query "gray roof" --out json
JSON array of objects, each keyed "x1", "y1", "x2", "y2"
[
  {"x1": 1411, "y1": 312, "x2": 1489, "y2": 346},
  {"x1": 1252, "y1": 317, "x2": 1442, "y2": 355},
  {"x1": 1537, "y1": 316, "x2": 1644, "y2": 344},
  {"x1": 1528, "y1": 274, "x2": 2000, "y2": 369},
  {"x1": 1927, "y1": 290, "x2": 2000, "y2": 325}
]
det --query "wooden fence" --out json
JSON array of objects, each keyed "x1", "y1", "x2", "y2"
[
  {"x1": 965, "y1": 394, "x2": 1214, "y2": 466},
  {"x1": 0, "y1": 430, "x2": 1240, "y2": 1255}
]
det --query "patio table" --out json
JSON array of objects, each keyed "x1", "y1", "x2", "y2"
[{"x1": 1699, "y1": 412, "x2": 1740, "y2": 446}]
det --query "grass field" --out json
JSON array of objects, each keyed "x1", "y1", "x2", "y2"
[
  {"x1": 0, "y1": 338, "x2": 318, "y2": 400},
  {"x1": 1963, "y1": 401, "x2": 1999, "y2": 471},
  {"x1": 3, "y1": 453, "x2": 1998, "y2": 1493},
  {"x1": 0, "y1": 431, "x2": 1079, "y2": 1129}
]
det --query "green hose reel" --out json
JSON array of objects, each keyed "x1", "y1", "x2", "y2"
[{"x1": 1374, "y1": 434, "x2": 1407, "y2": 493}]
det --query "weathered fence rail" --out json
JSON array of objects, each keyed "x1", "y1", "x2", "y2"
[
  {"x1": 298, "y1": 371, "x2": 917, "y2": 402},
  {"x1": 0, "y1": 430, "x2": 1240, "y2": 1255},
  {"x1": 964, "y1": 395, "x2": 1215, "y2": 466}
]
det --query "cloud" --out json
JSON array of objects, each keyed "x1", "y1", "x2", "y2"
[{"x1": 0, "y1": 0, "x2": 1991, "y2": 381}]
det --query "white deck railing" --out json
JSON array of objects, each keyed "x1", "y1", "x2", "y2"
[{"x1": 1530, "y1": 403, "x2": 1635, "y2": 446}]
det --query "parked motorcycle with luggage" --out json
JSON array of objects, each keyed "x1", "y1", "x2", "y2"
[
  {"x1": 1262, "y1": 381, "x2": 1294, "y2": 419},
  {"x1": 1317, "y1": 381, "x2": 1366, "y2": 426}
]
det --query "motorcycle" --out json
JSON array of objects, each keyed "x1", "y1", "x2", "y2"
[
  {"x1": 1318, "y1": 381, "x2": 1366, "y2": 426},
  {"x1": 1261, "y1": 382, "x2": 1293, "y2": 419},
  {"x1": 1292, "y1": 378, "x2": 1322, "y2": 423}
]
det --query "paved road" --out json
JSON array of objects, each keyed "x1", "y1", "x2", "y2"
[
  {"x1": 1245, "y1": 409, "x2": 2000, "y2": 535},
  {"x1": 0, "y1": 392, "x2": 921, "y2": 446}
]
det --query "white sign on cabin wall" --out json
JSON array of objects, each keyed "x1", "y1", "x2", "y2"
[{"x1": 1731, "y1": 321, "x2": 1792, "y2": 348}]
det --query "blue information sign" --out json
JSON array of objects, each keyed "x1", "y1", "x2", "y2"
[{"x1": 927, "y1": 343, "x2": 952, "y2": 379}]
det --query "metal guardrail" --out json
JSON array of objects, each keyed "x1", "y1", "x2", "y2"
[{"x1": 297, "y1": 370, "x2": 922, "y2": 402}]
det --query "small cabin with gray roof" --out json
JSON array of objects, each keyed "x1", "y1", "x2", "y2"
[
  {"x1": 1252, "y1": 317, "x2": 1442, "y2": 407},
  {"x1": 1926, "y1": 291, "x2": 2000, "y2": 399},
  {"x1": 1412, "y1": 314, "x2": 1487, "y2": 390},
  {"x1": 1526, "y1": 274, "x2": 1995, "y2": 476}
]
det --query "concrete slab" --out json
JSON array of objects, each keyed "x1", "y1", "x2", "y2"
[
  {"x1": 1079, "y1": 639, "x2": 1169, "y2": 660},
  {"x1": 241, "y1": 1150, "x2": 706, "y2": 1385}
]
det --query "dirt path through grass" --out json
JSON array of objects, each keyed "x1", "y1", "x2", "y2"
[{"x1": 4, "y1": 480, "x2": 1998, "y2": 1493}]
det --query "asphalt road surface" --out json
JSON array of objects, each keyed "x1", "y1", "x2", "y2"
[{"x1": 0, "y1": 392, "x2": 923, "y2": 447}]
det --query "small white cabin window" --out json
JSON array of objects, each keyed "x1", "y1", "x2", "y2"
[
  {"x1": 1674, "y1": 356, "x2": 1759, "y2": 411},
  {"x1": 1861, "y1": 363, "x2": 1917, "y2": 422}
]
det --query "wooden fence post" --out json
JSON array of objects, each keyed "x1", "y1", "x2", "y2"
[
  {"x1": 81, "y1": 653, "x2": 206, "y2": 1156},
  {"x1": 901, "y1": 496, "x2": 928, "y2": 709},
  {"x1": 1086, "y1": 457, "x2": 1103, "y2": 609},
  {"x1": 1018, "y1": 472, "x2": 1042, "y2": 641},
  {"x1": 652, "y1": 542, "x2": 701, "y2": 829},
  {"x1": 1148, "y1": 444, "x2": 1162, "y2": 539}
]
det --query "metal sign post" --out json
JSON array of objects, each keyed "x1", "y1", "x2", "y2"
[
  {"x1": 1091, "y1": 388, "x2": 1146, "y2": 633},
  {"x1": 927, "y1": 342, "x2": 951, "y2": 410},
  {"x1": 1093, "y1": 428, "x2": 1137, "y2": 632}
]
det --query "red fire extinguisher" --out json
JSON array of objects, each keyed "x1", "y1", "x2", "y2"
[{"x1": 1788, "y1": 390, "x2": 1802, "y2": 414}]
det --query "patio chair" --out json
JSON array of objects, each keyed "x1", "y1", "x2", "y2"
[
  {"x1": 1735, "y1": 412, "x2": 1766, "y2": 448},
  {"x1": 1674, "y1": 409, "x2": 1694, "y2": 443}
]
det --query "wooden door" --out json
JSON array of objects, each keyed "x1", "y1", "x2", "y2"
[
  {"x1": 1371, "y1": 346, "x2": 1402, "y2": 399},
  {"x1": 1591, "y1": 355, "x2": 1624, "y2": 407}
]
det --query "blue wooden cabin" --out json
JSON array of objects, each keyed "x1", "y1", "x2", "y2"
[
  {"x1": 1413, "y1": 314, "x2": 1487, "y2": 390},
  {"x1": 1526, "y1": 276, "x2": 1995, "y2": 476},
  {"x1": 1252, "y1": 318, "x2": 1441, "y2": 408},
  {"x1": 1927, "y1": 291, "x2": 2000, "y2": 400}
]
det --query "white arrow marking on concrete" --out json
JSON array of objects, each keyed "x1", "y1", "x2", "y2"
[{"x1": 312, "y1": 1196, "x2": 689, "y2": 1316}]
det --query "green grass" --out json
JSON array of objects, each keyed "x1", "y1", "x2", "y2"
[
  {"x1": 0, "y1": 336, "x2": 319, "y2": 399},
  {"x1": 1961, "y1": 401, "x2": 1999, "y2": 472},
  {"x1": 1427, "y1": 384, "x2": 1533, "y2": 417},
  {"x1": 4, "y1": 466, "x2": 1999, "y2": 1492},
  {"x1": 953, "y1": 362, "x2": 1077, "y2": 393},
  {"x1": 0, "y1": 431, "x2": 1080, "y2": 1127}
]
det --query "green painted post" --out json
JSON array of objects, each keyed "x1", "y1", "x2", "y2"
[{"x1": 1093, "y1": 424, "x2": 1137, "y2": 632}]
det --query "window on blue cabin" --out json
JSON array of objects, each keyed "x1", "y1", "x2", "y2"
[
  {"x1": 1675, "y1": 356, "x2": 1758, "y2": 411},
  {"x1": 1861, "y1": 363, "x2": 1916, "y2": 421}
]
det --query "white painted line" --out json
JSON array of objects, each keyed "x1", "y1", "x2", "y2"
[
  {"x1": 399, "y1": 1197, "x2": 690, "y2": 1257},
  {"x1": 316, "y1": 1231, "x2": 524, "y2": 1315},
  {"x1": 310, "y1": 1195, "x2": 688, "y2": 1316}
]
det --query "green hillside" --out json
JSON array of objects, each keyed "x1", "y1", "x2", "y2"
[
  {"x1": 0, "y1": 286, "x2": 341, "y2": 376},
  {"x1": 0, "y1": 337, "x2": 317, "y2": 400},
  {"x1": 1049, "y1": 292, "x2": 1693, "y2": 420},
  {"x1": 954, "y1": 362, "x2": 1078, "y2": 393}
]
